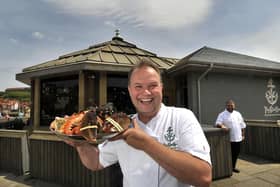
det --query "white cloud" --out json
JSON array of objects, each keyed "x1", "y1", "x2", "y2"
[
  {"x1": 137, "y1": 0, "x2": 212, "y2": 29},
  {"x1": 244, "y1": 21, "x2": 280, "y2": 62},
  {"x1": 219, "y1": 20, "x2": 280, "y2": 62},
  {"x1": 9, "y1": 38, "x2": 18, "y2": 44},
  {"x1": 206, "y1": 18, "x2": 280, "y2": 63},
  {"x1": 104, "y1": 20, "x2": 116, "y2": 28},
  {"x1": 32, "y1": 31, "x2": 45, "y2": 39},
  {"x1": 46, "y1": 0, "x2": 213, "y2": 29}
]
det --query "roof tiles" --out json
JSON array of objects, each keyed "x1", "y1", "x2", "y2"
[{"x1": 22, "y1": 36, "x2": 176, "y2": 72}]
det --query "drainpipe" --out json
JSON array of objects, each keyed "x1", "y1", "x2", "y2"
[{"x1": 197, "y1": 63, "x2": 214, "y2": 123}]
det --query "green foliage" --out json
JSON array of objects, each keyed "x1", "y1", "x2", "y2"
[{"x1": 1, "y1": 89, "x2": 31, "y2": 102}]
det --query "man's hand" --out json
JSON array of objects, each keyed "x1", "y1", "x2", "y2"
[
  {"x1": 109, "y1": 118, "x2": 152, "y2": 150},
  {"x1": 217, "y1": 124, "x2": 229, "y2": 132},
  {"x1": 242, "y1": 128, "x2": 245, "y2": 141}
]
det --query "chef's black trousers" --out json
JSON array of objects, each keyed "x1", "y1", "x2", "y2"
[{"x1": 231, "y1": 141, "x2": 241, "y2": 169}]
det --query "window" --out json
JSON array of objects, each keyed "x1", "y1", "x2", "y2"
[
  {"x1": 40, "y1": 76, "x2": 78, "y2": 126},
  {"x1": 107, "y1": 75, "x2": 135, "y2": 114}
]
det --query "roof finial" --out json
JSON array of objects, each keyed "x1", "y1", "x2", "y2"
[
  {"x1": 112, "y1": 29, "x2": 123, "y2": 41},
  {"x1": 115, "y1": 29, "x2": 120, "y2": 37}
]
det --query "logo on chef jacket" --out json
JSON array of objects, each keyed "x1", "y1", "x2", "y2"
[{"x1": 164, "y1": 126, "x2": 177, "y2": 149}]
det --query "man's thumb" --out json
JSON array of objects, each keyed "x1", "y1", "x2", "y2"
[{"x1": 131, "y1": 118, "x2": 139, "y2": 129}]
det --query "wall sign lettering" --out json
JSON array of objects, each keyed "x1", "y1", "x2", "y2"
[{"x1": 264, "y1": 78, "x2": 280, "y2": 116}]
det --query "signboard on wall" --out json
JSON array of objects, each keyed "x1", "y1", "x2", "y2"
[{"x1": 264, "y1": 78, "x2": 280, "y2": 116}]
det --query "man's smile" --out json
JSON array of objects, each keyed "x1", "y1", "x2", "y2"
[{"x1": 139, "y1": 98, "x2": 153, "y2": 103}]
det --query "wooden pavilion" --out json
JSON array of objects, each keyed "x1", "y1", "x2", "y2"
[{"x1": 16, "y1": 30, "x2": 178, "y2": 129}]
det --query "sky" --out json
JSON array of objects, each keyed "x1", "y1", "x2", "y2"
[{"x1": 1, "y1": 0, "x2": 280, "y2": 91}]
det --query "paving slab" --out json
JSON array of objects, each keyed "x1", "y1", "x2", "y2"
[
  {"x1": 211, "y1": 155, "x2": 280, "y2": 187},
  {"x1": 233, "y1": 178, "x2": 275, "y2": 187},
  {"x1": 0, "y1": 172, "x2": 64, "y2": 187},
  {"x1": 1, "y1": 154, "x2": 280, "y2": 187},
  {"x1": 254, "y1": 172, "x2": 280, "y2": 185}
]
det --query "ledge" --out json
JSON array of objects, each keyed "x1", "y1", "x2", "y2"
[
  {"x1": 245, "y1": 119, "x2": 280, "y2": 128},
  {"x1": 0, "y1": 129, "x2": 28, "y2": 138},
  {"x1": 29, "y1": 130, "x2": 61, "y2": 141}
]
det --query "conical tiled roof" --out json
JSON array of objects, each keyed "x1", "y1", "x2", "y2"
[{"x1": 22, "y1": 34, "x2": 177, "y2": 73}]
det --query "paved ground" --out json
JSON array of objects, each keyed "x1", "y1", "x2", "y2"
[
  {"x1": 0, "y1": 172, "x2": 63, "y2": 187},
  {"x1": 211, "y1": 155, "x2": 280, "y2": 187},
  {"x1": 1, "y1": 154, "x2": 280, "y2": 187}
]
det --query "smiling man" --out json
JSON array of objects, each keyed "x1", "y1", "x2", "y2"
[
  {"x1": 127, "y1": 61, "x2": 163, "y2": 123},
  {"x1": 66, "y1": 59, "x2": 212, "y2": 187}
]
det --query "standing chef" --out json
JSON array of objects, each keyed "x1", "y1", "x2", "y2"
[
  {"x1": 66, "y1": 59, "x2": 212, "y2": 187},
  {"x1": 215, "y1": 99, "x2": 246, "y2": 173}
]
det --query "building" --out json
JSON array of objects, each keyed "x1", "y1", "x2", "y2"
[
  {"x1": 167, "y1": 46, "x2": 280, "y2": 125},
  {"x1": 16, "y1": 32, "x2": 280, "y2": 129},
  {"x1": 16, "y1": 31, "x2": 178, "y2": 128}
]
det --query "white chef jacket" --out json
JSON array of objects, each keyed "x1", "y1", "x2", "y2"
[
  {"x1": 98, "y1": 104, "x2": 211, "y2": 187},
  {"x1": 215, "y1": 110, "x2": 246, "y2": 142}
]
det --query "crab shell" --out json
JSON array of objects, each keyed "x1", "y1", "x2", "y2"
[{"x1": 50, "y1": 110, "x2": 131, "y2": 143}]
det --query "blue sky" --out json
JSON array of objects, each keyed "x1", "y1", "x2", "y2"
[{"x1": 1, "y1": 0, "x2": 280, "y2": 91}]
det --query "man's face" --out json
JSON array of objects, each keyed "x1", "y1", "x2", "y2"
[
  {"x1": 226, "y1": 101, "x2": 235, "y2": 113},
  {"x1": 128, "y1": 66, "x2": 163, "y2": 118}
]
